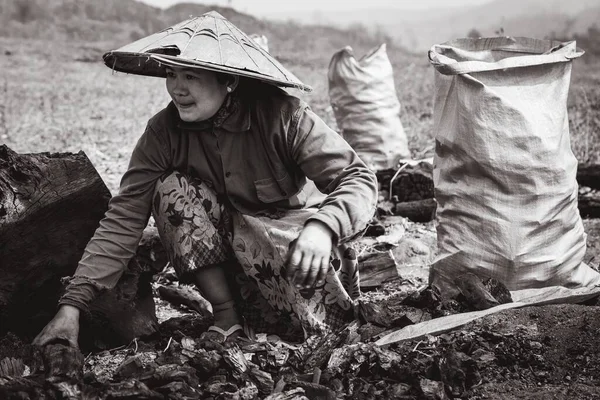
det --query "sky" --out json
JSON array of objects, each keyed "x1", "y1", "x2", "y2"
[{"x1": 136, "y1": 0, "x2": 493, "y2": 16}]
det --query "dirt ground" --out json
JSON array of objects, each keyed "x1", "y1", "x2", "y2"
[{"x1": 1, "y1": 218, "x2": 598, "y2": 399}]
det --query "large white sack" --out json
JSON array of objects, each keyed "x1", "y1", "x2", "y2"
[
  {"x1": 428, "y1": 37, "x2": 600, "y2": 295},
  {"x1": 328, "y1": 44, "x2": 411, "y2": 170}
]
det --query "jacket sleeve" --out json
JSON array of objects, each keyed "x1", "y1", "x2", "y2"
[
  {"x1": 59, "y1": 123, "x2": 171, "y2": 311},
  {"x1": 289, "y1": 104, "x2": 378, "y2": 244}
]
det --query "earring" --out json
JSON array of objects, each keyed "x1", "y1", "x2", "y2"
[{"x1": 226, "y1": 87, "x2": 232, "y2": 93}]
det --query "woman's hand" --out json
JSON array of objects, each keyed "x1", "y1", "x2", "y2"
[
  {"x1": 284, "y1": 220, "x2": 334, "y2": 289},
  {"x1": 33, "y1": 305, "x2": 80, "y2": 348}
]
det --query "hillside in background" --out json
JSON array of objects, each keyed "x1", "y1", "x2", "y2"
[
  {"x1": 0, "y1": 0, "x2": 394, "y2": 62},
  {"x1": 264, "y1": 0, "x2": 600, "y2": 52},
  {"x1": 2, "y1": 0, "x2": 599, "y2": 56}
]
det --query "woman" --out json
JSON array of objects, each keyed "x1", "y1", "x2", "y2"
[{"x1": 34, "y1": 11, "x2": 377, "y2": 345}]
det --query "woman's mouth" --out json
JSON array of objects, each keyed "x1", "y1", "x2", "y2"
[{"x1": 177, "y1": 102, "x2": 195, "y2": 109}]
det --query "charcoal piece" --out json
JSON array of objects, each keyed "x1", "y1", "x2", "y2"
[
  {"x1": 264, "y1": 387, "x2": 308, "y2": 400},
  {"x1": 482, "y1": 278, "x2": 513, "y2": 304},
  {"x1": 419, "y1": 378, "x2": 448, "y2": 400},
  {"x1": 190, "y1": 348, "x2": 223, "y2": 377},
  {"x1": 42, "y1": 343, "x2": 84, "y2": 383},
  {"x1": 0, "y1": 357, "x2": 25, "y2": 378},
  {"x1": 155, "y1": 381, "x2": 201, "y2": 399},
  {"x1": 364, "y1": 223, "x2": 386, "y2": 237},
  {"x1": 158, "y1": 285, "x2": 212, "y2": 318},
  {"x1": 292, "y1": 381, "x2": 336, "y2": 400},
  {"x1": 104, "y1": 379, "x2": 164, "y2": 400},
  {"x1": 138, "y1": 364, "x2": 199, "y2": 389},
  {"x1": 248, "y1": 363, "x2": 274, "y2": 396},
  {"x1": 115, "y1": 355, "x2": 155, "y2": 380},
  {"x1": 454, "y1": 273, "x2": 500, "y2": 311},
  {"x1": 204, "y1": 380, "x2": 239, "y2": 395}
]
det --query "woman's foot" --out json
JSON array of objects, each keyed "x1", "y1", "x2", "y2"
[{"x1": 201, "y1": 300, "x2": 243, "y2": 342}]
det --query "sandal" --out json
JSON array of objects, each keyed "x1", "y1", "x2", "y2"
[{"x1": 201, "y1": 324, "x2": 244, "y2": 343}]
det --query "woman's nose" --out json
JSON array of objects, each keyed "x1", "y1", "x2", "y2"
[{"x1": 172, "y1": 76, "x2": 188, "y2": 94}]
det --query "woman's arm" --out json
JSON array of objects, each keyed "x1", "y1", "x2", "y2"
[
  {"x1": 59, "y1": 123, "x2": 171, "y2": 311},
  {"x1": 284, "y1": 104, "x2": 378, "y2": 288},
  {"x1": 34, "y1": 123, "x2": 171, "y2": 347},
  {"x1": 290, "y1": 105, "x2": 378, "y2": 243}
]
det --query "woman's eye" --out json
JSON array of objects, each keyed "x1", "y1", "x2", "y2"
[
  {"x1": 166, "y1": 72, "x2": 175, "y2": 78},
  {"x1": 186, "y1": 74, "x2": 197, "y2": 80}
]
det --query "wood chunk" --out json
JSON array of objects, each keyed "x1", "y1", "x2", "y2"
[
  {"x1": 419, "y1": 378, "x2": 449, "y2": 400},
  {"x1": 372, "y1": 347, "x2": 403, "y2": 372},
  {"x1": 190, "y1": 348, "x2": 223, "y2": 377},
  {"x1": 235, "y1": 381, "x2": 259, "y2": 400},
  {"x1": 135, "y1": 227, "x2": 169, "y2": 274},
  {"x1": 293, "y1": 381, "x2": 336, "y2": 400},
  {"x1": 376, "y1": 160, "x2": 434, "y2": 202},
  {"x1": 326, "y1": 346, "x2": 356, "y2": 376},
  {"x1": 0, "y1": 145, "x2": 159, "y2": 348},
  {"x1": 0, "y1": 357, "x2": 25, "y2": 378},
  {"x1": 394, "y1": 198, "x2": 437, "y2": 222},
  {"x1": 579, "y1": 194, "x2": 600, "y2": 218},
  {"x1": 0, "y1": 146, "x2": 110, "y2": 337},
  {"x1": 83, "y1": 257, "x2": 159, "y2": 350},
  {"x1": 358, "y1": 250, "x2": 399, "y2": 289},
  {"x1": 248, "y1": 363, "x2": 274, "y2": 395},
  {"x1": 0, "y1": 376, "x2": 46, "y2": 399},
  {"x1": 388, "y1": 383, "x2": 412, "y2": 398},
  {"x1": 358, "y1": 301, "x2": 392, "y2": 328},
  {"x1": 104, "y1": 379, "x2": 164, "y2": 400},
  {"x1": 154, "y1": 381, "x2": 201, "y2": 399},
  {"x1": 138, "y1": 364, "x2": 200, "y2": 389},
  {"x1": 358, "y1": 323, "x2": 389, "y2": 342},
  {"x1": 223, "y1": 344, "x2": 249, "y2": 375},
  {"x1": 302, "y1": 328, "x2": 350, "y2": 372},
  {"x1": 204, "y1": 380, "x2": 239, "y2": 395},
  {"x1": 115, "y1": 355, "x2": 154, "y2": 380},
  {"x1": 482, "y1": 278, "x2": 513, "y2": 305},
  {"x1": 364, "y1": 223, "x2": 386, "y2": 237},
  {"x1": 158, "y1": 285, "x2": 212, "y2": 317},
  {"x1": 454, "y1": 273, "x2": 500, "y2": 311},
  {"x1": 42, "y1": 343, "x2": 84, "y2": 383},
  {"x1": 264, "y1": 387, "x2": 308, "y2": 400},
  {"x1": 577, "y1": 164, "x2": 600, "y2": 189}
]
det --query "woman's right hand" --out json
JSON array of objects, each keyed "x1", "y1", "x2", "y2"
[{"x1": 33, "y1": 305, "x2": 81, "y2": 348}]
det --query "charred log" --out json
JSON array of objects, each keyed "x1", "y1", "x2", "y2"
[{"x1": 0, "y1": 145, "x2": 162, "y2": 349}]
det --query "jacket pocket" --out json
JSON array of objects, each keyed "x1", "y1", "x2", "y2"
[{"x1": 254, "y1": 173, "x2": 295, "y2": 203}]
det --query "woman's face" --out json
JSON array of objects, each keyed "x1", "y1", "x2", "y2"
[{"x1": 165, "y1": 67, "x2": 228, "y2": 122}]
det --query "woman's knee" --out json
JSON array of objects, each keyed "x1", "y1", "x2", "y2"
[{"x1": 153, "y1": 171, "x2": 216, "y2": 215}]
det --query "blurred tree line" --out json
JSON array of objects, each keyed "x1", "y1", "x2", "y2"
[{"x1": 0, "y1": 0, "x2": 397, "y2": 59}]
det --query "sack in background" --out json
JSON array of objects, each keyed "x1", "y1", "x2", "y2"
[
  {"x1": 328, "y1": 44, "x2": 411, "y2": 170},
  {"x1": 428, "y1": 37, "x2": 600, "y2": 296}
]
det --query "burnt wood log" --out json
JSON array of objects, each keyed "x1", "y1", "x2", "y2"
[
  {"x1": 0, "y1": 145, "x2": 161, "y2": 349},
  {"x1": 158, "y1": 285, "x2": 212, "y2": 318},
  {"x1": 579, "y1": 193, "x2": 600, "y2": 219},
  {"x1": 376, "y1": 160, "x2": 435, "y2": 202},
  {"x1": 358, "y1": 250, "x2": 399, "y2": 290},
  {"x1": 394, "y1": 198, "x2": 437, "y2": 222},
  {"x1": 578, "y1": 164, "x2": 600, "y2": 190}
]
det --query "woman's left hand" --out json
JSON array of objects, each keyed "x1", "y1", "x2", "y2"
[{"x1": 284, "y1": 220, "x2": 334, "y2": 289}]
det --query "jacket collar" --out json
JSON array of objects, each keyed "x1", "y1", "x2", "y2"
[{"x1": 171, "y1": 94, "x2": 251, "y2": 133}]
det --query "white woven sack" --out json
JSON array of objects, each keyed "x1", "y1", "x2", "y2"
[
  {"x1": 428, "y1": 37, "x2": 600, "y2": 295},
  {"x1": 328, "y1": 44, "x2": 411, "y2": 170}
]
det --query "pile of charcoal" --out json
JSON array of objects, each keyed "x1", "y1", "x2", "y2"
[{"x1": 0, "y1": 271, "x2": 525, "y2": 400}]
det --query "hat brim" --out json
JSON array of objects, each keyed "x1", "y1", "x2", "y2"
[{"x1": 102, "y1": 51, "x2": 313, "y2": 92}]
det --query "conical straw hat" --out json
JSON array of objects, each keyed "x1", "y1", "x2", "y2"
[{"x1": 103, "y1": 11, "x2": 312, "y2": 92}]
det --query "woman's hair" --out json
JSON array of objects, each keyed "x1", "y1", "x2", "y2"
[
  {"x1": 215, "y1": 72, "x2": 281, "y2": 98},
  {"x1": 215, "y1": 72, "x2": 231, "y2": 85}
]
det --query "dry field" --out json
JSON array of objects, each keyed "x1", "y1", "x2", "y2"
[{"x1": 1, "y1": 37, "x2": 599, "y2": 194}]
